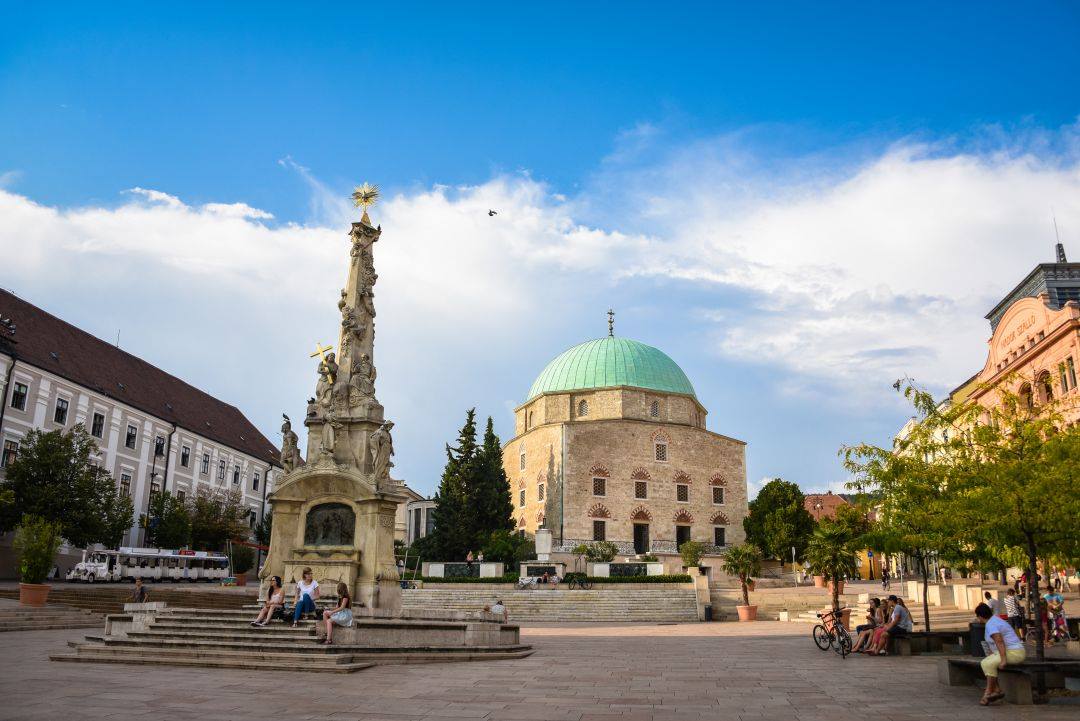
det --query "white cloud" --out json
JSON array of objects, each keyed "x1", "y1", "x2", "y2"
[{"x1": 3, "y1": 122, "x2": 1080, "y2": 491}]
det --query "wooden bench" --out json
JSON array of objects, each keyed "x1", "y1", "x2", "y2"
[{"x1": 939, "y1": 658, "x2": 1080, "y2": 705}]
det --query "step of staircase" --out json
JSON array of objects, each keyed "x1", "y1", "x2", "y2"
[
  {"x1": 401, "y1": 588, "x2": 699, "y2": 622},
  {"x1": 52, "y1": 606, "x2": 533, "y2": 672},
  {"x1": 0, "y1": 604, "x2": 105, "y2": 632}
]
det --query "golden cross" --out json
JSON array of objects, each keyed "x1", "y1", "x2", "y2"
[{"x1": 309, "y1": 342, "x2": 333, "y2": 363}]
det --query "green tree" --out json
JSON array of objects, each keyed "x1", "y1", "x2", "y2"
[
  {"x1": 253, "y1": 511, "x2": 272, "y2": 548},
  {"x1": 145, "y1": 490, "x2": 191, "y2": 549},
  {"x1": 467, "y1": 417, "x2": 515, "y2": 548},
  {"x1": 948, "y1": 382, "x2": 1080, "y2": 661},
  {"x1": 805, "y1": 520, "x2": 861, "y2": 611},
  {"x1": 427, "y1": 409, "x2": 479, "y2": 561},
  {"x1": 0, "y1": 426, "x2": 133, "y2": 548},
  {"x1": 188, "y1": 487, "x2": 249, "y2": 551},
  {"x1": 742, "y1": 478, "x2": 815, "y2": 561},
  {"x1": 843, "y1": 386, "x2": 960, "y2": 633},
  {"x1": 721, "y1": 543, "x2": 763, "y2": 607},
  {"x1": 480, "y1": 529, "x2": 534, "y2": 570}
]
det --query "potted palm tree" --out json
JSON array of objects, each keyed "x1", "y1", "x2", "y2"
[
  {"x1": 722, "y1": 543, "x2": 762, "y2": 621},
  {"x1": 805, "y1": 521, "x2": 860, "y2": 629},
  {"x1": 14, "y1": 515, "x2": 62, "y2": 607}
]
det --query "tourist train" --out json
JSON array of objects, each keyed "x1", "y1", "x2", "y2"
[{"x1": 66, "y1": 547, "x2": 230, "y2": 583}]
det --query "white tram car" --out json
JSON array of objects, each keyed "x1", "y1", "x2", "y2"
[{"x1": 66, "y1": 547, "x2": 230, "y2": 583}]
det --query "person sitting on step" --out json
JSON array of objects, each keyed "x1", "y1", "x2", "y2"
[
  {"x1": 291, "y1": 567, "x2": 320, "y2": 627},
  {"x1": 130, "y1": 577, "x2": 150, "y2": 604},
  {"x1": 251, "y1": 576, "x2": 284, "y2": 627},
  {"x1": 322, "y1": 582, "x2": 354, "y2": 645}
]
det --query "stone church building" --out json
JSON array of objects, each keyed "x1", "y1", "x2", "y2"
[{"x1": 502, "y1": 330, "x2": 748, "y2": 557}]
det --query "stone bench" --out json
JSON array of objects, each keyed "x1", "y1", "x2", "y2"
[
  {"x1": 889, "y1": 630, "x2": 968, "y2": 656},
  {"x1": 939, "y1": 658, "x2": 1080, "y2": 705}
]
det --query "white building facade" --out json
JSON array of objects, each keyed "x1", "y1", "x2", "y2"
[{"x1": 0, "y1": 290, "x2": 280, "y2": 554}]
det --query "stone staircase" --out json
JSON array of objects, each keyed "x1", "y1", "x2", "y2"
[
  {"x1": 51, "y1": 607, "x2": 533, "y2": 673},
  {"x1": 403, "y1": 587, "x2": 699, "y2": 622},
  {"x1": 0, "y1": 603, "x2": 103, "y2": 632},
  {"x1": 0, "y1": 587, "x2": 254, "y2": 617}
]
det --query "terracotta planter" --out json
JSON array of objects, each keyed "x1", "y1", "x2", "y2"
[
  {"x1": 828, "y1": 580, "x2": 845, "y2": 594},
  {"x1": 19, "y1": 582, "x2": 51, "y2": 607},
  {"x1": 234, "y1": 573, "x2": 248, "y2": 587},
  {"x1": 813, "y1": 575, "x2": 826, "y2": 588},
  {"x1": 736, "y1": 605, "x2": 758, "y2": 622}
]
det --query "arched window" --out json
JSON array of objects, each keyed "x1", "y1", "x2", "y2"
[
  {"x1": 649, "y1": 400, "x2": 660, "y2": 418},
  {"x1": 1019, "y1": 383, "x2": 1034, "y2": 410},
  {"x1": 577, "y1": 399, "x2": 589, "y2": 417},
  {"x1": 654, "y1": 440, "x2": 668, "y2": 462},
  {"x1": 1038, "y1": 371, "x2": 1054, "y2": 403}
]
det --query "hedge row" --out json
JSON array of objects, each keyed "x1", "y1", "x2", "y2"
[
  {"x1": 417, "y1": 574, "x2": 692, "y2": 584},
  {"x1": 586, "y1": 574, "x2": 692, "y2": 583}
]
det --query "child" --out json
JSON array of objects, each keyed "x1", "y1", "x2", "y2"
[{"x1": 322, "y1": 582, "x2": 353, "y2": 645}]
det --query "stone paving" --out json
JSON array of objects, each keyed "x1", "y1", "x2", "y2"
[{"x1": 1, "y1": 621, "x2": 1076, "y2": 720}]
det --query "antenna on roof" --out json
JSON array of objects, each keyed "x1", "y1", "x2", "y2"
[{"x1": 1052, "y1": 209, "x2": 1067, "y2": 263}]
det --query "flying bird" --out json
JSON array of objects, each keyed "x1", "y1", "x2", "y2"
[{"x1": 488, "y1": 209, "x2": 497, "y2": 216}]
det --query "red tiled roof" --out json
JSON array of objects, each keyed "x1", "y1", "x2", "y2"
[
  {"x1": 804, "y1": 492, "x2": 849, "y2": 521},
  {"x1": 0, "y1": 289, "x2": 280, "y2": 467}
]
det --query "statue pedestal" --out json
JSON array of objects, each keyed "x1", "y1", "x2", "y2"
[{"x1": 261, "y1": 463, "x2": 405, "y2": 610}]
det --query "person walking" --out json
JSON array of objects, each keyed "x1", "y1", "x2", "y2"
[
  {"x1": 1003, "y1": 588, "x2": 1024, "y2": 639},
  {"x1": 880, "y1": 566, "x2": 890, "y2": 591}
]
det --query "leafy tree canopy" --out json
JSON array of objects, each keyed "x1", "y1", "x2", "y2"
[
  {"x1": 1, "y1": 426, "x2": 133, "y2": 548},
  {"x1": 742, "y1": 478, "x2": 815, "y2": 560}
]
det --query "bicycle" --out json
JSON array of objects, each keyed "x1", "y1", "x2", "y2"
[
  {"x1": 565, "y1": 572, "x2": 593, "y2": 590},
  {"x1": 812, "y1": 608, "x2": 853, "y2": 658}
]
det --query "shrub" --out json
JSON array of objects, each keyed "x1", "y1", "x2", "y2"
[
  {"x1": 588, "y1": 574, "x2": 691, "y2": 584},
  {"x1": 14, "y1": 515, "x2": 62, "y2": 584},
  {"x1": 421, "y1": 574, "x2": 520, "y2": 584},
  {"x1": 584, "y1": 540, "x2": 619, "y2": 562},
  {"x1": 679, "y1": 540, "x2": 706, "y2": 568},
  {"x1": 639, "y1": 554, "x2": 659, "y2": 562},
  {"x1": 229, "y1": 544, "x2": 255, "y2": 575}
]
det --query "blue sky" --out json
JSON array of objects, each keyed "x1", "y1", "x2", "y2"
[{"x1": 3, "y1": 2, "x2": 1080, "y2": 497}]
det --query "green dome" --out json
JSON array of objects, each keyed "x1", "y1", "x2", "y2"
[{"x1": 527, "y1": 336, "x2": 696, "y2": 400}]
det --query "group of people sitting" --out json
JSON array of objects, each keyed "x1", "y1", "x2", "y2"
[
  {"x1": 249, "y1": 566, "x2": 356, "y2": 644},
  {"x1": 849, "y1": 594, "x2": 914, "y2": 655},
  {"x1": 516, "y1": 572, "x2": 560, "y2": 589}
]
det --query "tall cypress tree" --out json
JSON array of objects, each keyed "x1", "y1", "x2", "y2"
[
  {"x1": 468, "y1": 417, "x2": 515, "y2": 548},
  {"x1": 428, "y1": 409, "x2": 478, "y2": 560}
]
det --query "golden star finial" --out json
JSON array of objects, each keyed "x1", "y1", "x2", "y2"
[{"x1": 351, "y1": 183, "x2": 380, "y2": 212}]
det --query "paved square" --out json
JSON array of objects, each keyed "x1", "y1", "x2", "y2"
[{"x1": 1, "y1": 622, "x2": 1076, "y2": 720}]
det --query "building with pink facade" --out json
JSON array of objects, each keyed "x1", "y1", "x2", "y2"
[{"x1": 955, "y1": 243, "x2": 1080, "y2": 423}]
